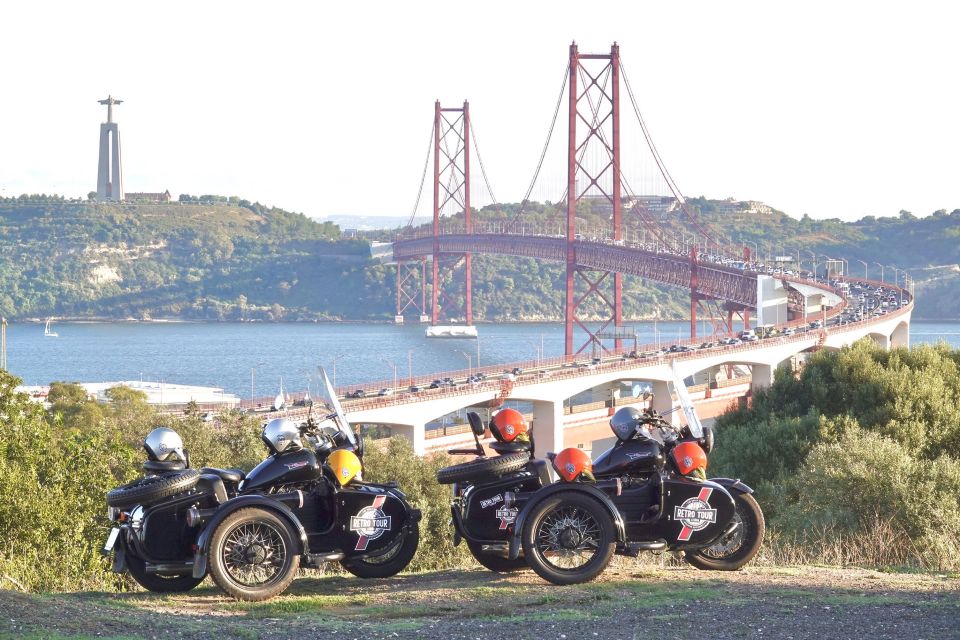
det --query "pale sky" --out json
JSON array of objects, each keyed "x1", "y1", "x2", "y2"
[{"x1": 1, "y1": 1, "x2": 957, "y2": 222}]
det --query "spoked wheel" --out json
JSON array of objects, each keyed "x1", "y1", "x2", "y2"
[
  {"x1": 208, "y1": 508, "x2": 300, "y2": 601},
  {"x1": 125, "y1": 551, "x2": 204, "y2": 593},
  {"x1": 685, "y1": 491, "x2": 765, "y2": 571},
  {"x1": 521, "y1": 493, "x2": 615, "y2": 585},
  {"x1": 466, "y1": 540, "x2": 527, "y2": 573},
  {"x1": 341, "y1": 525, "x2": 420, "y2": 579}
]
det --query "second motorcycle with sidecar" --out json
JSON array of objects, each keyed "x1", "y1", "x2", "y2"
[{"x1": 439, "y1": 403, "x2": 764, "y2": 585}]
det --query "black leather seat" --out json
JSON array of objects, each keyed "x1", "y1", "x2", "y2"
[
  {"x1": 490, "y1": 441, "x2": 532, "y2": 455},
  {"x1": 142, "y1": 459, "x2": 187, "y2": 474},
  {"x1": 200, "y1": 467, "x2": 245, "y2": 484}
]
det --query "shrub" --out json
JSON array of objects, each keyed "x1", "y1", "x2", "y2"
[
  {"x1": 0, "y1": 371, "x2": 137, "y2": 591},
  {"x1": 361, "y1": 436, "x2": 470, "y2": 571},
  {"x1": 774, "y1": 427, "x2": 960, "y2": 569}
]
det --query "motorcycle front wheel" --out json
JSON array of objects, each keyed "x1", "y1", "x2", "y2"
[
  {"x1": 125, "y1": 551, "x2": 204, "y2": 593},
  {"x1": 341, "y1": 525, "x2": 419, "y2": 579},
  {"x1": 208, "y1": 507, "x2": 300, "y2": 601},
  {"x1": 521, "y1": 493, "x2": 615, "y2": 585},
  {"x1": 684, "y1": 491, "x2": 765, "y2": 571}
]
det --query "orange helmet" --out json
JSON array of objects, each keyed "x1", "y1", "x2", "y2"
[
  {"x1": 672, "y1": 441, "x2": 707, "y2": 477},
  {"x1": 553, "y1": 447, "x2": 595, "y2": 482},
  {"x1": 491, "y1": 408, "x2": 529, "y2": 443}
]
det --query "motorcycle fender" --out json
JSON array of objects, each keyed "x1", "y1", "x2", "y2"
[
  {"x1": 507, "y1": 483, "x2": 626, "y2": 560},
  {"x1": 191, "y1": 495, "x2": 309, "y2": 579},
  {"x1": 709, "y1": 477, "x2": 754, "y2": 495}
]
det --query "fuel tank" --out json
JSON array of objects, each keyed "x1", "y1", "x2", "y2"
[
  {"x1": 241, "y1": 448, "x2": 321, "y2": 493},
  {"x1": 593, "y1": 438, "x2": 664, "y2": 478}
]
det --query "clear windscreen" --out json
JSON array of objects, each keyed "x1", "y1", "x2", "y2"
[
  {"x1": 670, "y1": 361, "x2": 704, "y2": 438},
  {"x1": 316, "y1": 366, "x2": 356, "y2": 445}
]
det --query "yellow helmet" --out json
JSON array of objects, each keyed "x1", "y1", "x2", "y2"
[{"x1": 328, "y1": 449, "x2": 362, "y2": 486}]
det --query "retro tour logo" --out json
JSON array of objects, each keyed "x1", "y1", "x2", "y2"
[
  {"x1": 350, "y1": 495, "x2": 392, "y2": 550},
  {"x1": 674, "y1": 487, "x2": 717, "y2": 541},
  {"x1": 496, "y1": 506, "x2": 518, "y2": 530}
]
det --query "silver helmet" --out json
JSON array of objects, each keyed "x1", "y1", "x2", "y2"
[
  {"x1": 143, "y1": 427, "x2": 186, "y2": 462},
  {"x1": 262, "y1": 418, "x2": 301, "y2": 454},
  {"x1": 609, "y1": 407, "x2": 646, "y2": 442}
]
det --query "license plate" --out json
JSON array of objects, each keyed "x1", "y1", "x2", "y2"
[{"x1": 102, "y1": 528, "x2": 120, "y2": 554}]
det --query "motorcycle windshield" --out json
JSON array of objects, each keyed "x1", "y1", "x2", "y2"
[
  {"x1": 670, "y1": 360, "x2": 704, "y2": 438},
  {"x1": 315, "y1": 366, "x2": 357, "y2": 446}
]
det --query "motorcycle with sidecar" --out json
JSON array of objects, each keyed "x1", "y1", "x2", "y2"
[
  {"x1": 510, "y1": 405, "x2": 765, "y2": 585},
  {"x1": 103, "y1": 368, "x2": 421, "y2": 601},
  {"x1": 439, "y1": 400, "x2": 763, "y2": 584}
]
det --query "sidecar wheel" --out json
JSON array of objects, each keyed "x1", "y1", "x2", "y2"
[
  {"x1": 521, "y1": 493, "x2": 615, "y2": 585},
  {"x1": 467, "y1": 540, "x2": 527, "y2": 573},
  {"x1": 436, "y1": 452, "x2": 529, "y2": 485},
  {"x1": 106, "y1": 469, "x2": 200, "y2": 509},
  {"x1": 125, "y1": 551, "x2": 204, "y2": 593},
  {"x1": 685, "y1": 491, "x2": 765, "y2": 571},
  {"x1": 341, "y1": 525, "x2": 419, "y2": 579},
  {"x1": 208, "y1": 508, "x2": 300, "y2": 601}
]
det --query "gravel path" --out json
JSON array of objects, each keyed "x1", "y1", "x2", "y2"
[{"x1": 1, "y1": 565, "x2": 957, "y2": 639}]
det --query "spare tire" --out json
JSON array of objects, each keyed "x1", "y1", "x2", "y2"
[
  {"x1": 436, "y1": 452, "x2": 530, "y2": 485},
  {"x1": 106, "y1": 469, "x2": 200, "y2": 509}
]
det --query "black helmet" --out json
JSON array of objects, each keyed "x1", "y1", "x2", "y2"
[{"x1": 610, "y1": 407, "x2": 647, "y2": 441}]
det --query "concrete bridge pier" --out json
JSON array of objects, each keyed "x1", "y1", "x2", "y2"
[
  {"x1": 868, "y1": 333, "x2": 890, "y2": 349},
  {"x1": 751, "y1": 364, "x2": 775, "y2": 393},
  {"x1": 891, "y1": 322, "x2": 909, "y2": 349},
  {"x1": 391, "y1": 423, "x2": 426, "y2": 455},
  {"x1": 532, "y1": 399, "x2": 565, "y2": 456}
]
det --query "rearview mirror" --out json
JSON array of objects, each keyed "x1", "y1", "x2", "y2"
[{"x1": 467, "y1": 411, "x2": 485, "y2": 437}]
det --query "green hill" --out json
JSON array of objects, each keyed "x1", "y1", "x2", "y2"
[{"x1": 0, "y1": 196, "x2": 957, "y2": 322}]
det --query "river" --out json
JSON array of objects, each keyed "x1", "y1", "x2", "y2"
[{"x1": 4, "y1": 320, "x2": 958, "y2": 398}]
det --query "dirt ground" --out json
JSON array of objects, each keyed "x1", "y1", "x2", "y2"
[{"x1": 1, "y1": 564, "x2": 958, "y2": 640}]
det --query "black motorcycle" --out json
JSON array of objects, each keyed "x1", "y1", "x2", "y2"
[
  {"x1": 103, "y1": 368, "x2": 421, "y2": 601},
  {"x1": 436, "y1": 409, "x2": 552, "y2": 572},
  {"x1": 509, "y1": 406, "x2": 764, "y2": 585}
]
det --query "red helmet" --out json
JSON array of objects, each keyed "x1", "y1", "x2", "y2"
[
  {"x1": 491, "y1": 408, "x2": 528, "y2": 443},
  {"x1": 553, "y1": 447, "x2": 594, "y2": 482},
  {"x1": 672, "y1": 441, "x2": 707, "y2": 477}
]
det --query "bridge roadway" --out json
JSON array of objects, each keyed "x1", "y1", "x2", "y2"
[
  {"x1": 393, "y1": 233, "x2": 759, "y2": 306},
  {"x1": 326, "y1": 279, "x2": 911, "y2": 455}
]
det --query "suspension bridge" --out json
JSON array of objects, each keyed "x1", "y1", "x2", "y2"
[{"x1": 320, "y1": 43, "x2": 915, "y2": 454}]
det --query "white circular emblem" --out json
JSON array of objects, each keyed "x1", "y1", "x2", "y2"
[
  {"x1": 158, "y1": 442, "x2": 169, "y2": 452},
  {"x1": 565, "y1": 462, "x2": 576, "y2": 475},
  {"x1": 682, "y1": 455, "x2": 693, "y2": 469},
  {"x1": 351, "y1": 506, "x2": 389, "y2": 539},
  {"x1": 676, "y1": 497, "x2": 715, "y2": 532},
  {"x1": 341, "y1": 467, "x2": 350, "y2": 478},
  {"x1": 505, "y1": 425, "x2": 515, "y2": 436}
]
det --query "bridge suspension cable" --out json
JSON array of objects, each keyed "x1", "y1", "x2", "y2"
[
  {"x1": 468, "y1": 115, "x2": 498, "y2": 208},
  {"x1": 406, "y1": 122, "x2": 435, "y2": 229},
  {"x1": 505, "y1": 64, "x2": 569, "y2": 232},
  {"x1": 621, "y1": 61, "x2": 735, "y2": 255}
]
